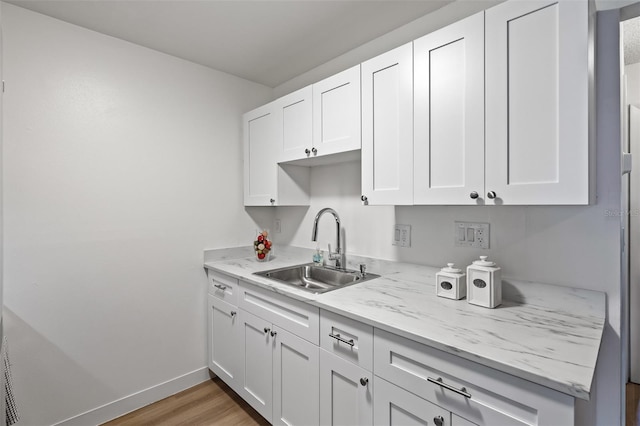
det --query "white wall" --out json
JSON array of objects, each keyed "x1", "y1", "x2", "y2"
[
  {"x1": 2, "y1": 4, "x2": 273, "y2": 425},
  {"x1": 627, "y1": 62, "x2": 640, "y2": 105},
  {"x1": 274, "y1": 8, "x2": 624, "y2": 426}
]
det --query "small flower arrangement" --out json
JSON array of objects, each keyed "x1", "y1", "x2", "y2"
[{"x1": 254, "y1": 230, "x2": 272, "y2": 261}]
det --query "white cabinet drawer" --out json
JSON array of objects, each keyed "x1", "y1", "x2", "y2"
[
  {"x1": 239, "y1": 281, "x2": 319, "y2": 345},
  {"x1": 320, "y1": 309, "x2": 373, "y2": 371},
  {"x1": 373, "y1": 329, "x2": 573, "y2": 426},
  {"x1": 207, "y1": 270, "x2": 239, "y2": 305}
]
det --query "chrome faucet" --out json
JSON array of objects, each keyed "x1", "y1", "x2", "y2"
[{"x1": 311, "y1": 207, "x2": 344, "y2": 269}]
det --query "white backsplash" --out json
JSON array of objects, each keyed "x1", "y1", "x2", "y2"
[{"x1": 274, "y1": 160, "x2": 620, "y2": 292}]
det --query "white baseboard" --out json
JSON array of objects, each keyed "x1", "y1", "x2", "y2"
[{"x1": 54, "y1": 367, "x2": 211, "y2": 426}]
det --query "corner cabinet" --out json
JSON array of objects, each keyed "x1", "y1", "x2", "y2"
[
  {"x1": 485, "y1": 0, "x2": 590, "y2": 205},
  {"x1": 243, "y1": 103, "x2": 279, "y2": 206},
  {"x1": 243, "y1": 101, "x2": 310, "y2": 207},
  {"x1": 361, "y1": 43, "x2": 414, "y2": 205}
]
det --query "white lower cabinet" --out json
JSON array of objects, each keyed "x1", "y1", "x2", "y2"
[
  {"x1": 273, "y1": 327, "x2": 319, "y2": 426},
  {"x1": 374, "y1": 376, "x2": 450, "y2": 426},
  {"x1": 235, "y1": 280, "x2": 321, "y2": 425},
  {"x1": 238, "y1": 309, "x2": 274, "y2": 423},
  {"x1": 320, "y1": 349, "x2": 373, "y2": 426},
  {"x1": 374, "y1": 329, "x2": 573, "y2": 426},
  {"x1": 208, "y1": 272, "x2": 576, "y2": 426},
  {"x1": 207, "y1": 295, "x2": 241, "y2": 392}
]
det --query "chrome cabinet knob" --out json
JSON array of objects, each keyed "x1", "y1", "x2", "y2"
[
  {"x1": 434, "y1": 416, "x2": 444, "y2": 426},
  {"x1": 305, "y1": 148, "x2": 311, "y2": 155},
  {"x1": 470, "y1": 191, "x2": 479, "y2": 199},
  {"x1": 311, "y1": 147, "x2": 317, "y2": 155},
  {"x1": 361, "y1": 195, "x2": 368, "y2": 202},
  {"x1": 270, "y1": 330, "x2": 277, "y2": 337},
  {"x1": 230, "y1": 311, "x2": 236, "y2": 317},
  {"x1": 269, "y1": 198, "x2": 275, "y2": 204},
  {"x1": 487, "y1": 191, "x2": 497, "y2": 199},
  {"x1": 360, "y1": 377, "x2": 368, "y2": 386},
  {"x1": 264, "y1": 327, "x2": 270, "y2": 334}
]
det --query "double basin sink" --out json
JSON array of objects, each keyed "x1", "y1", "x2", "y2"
[{"x1": 254, "y1": 263, "x2": 380, "y2": 294}]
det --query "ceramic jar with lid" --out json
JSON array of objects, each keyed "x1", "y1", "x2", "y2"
[
  {"x1": 466, "y1": 256, "x2": 502, "y2": 308},
  {"x1": 436, "y1": 263, "x2": 466, "y2": 300}
]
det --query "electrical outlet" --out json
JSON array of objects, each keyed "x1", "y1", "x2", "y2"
[
  {"x1": 454, "y1": 222, "x2": 489, "y2": 249},
  {"x1": 393, "y1": 224, "x2": 411, "y2": 247},
  {"x1": 274, "y1": 219, "x2": 281, "y2": 233}
]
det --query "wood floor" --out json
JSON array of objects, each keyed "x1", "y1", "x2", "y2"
[
  {"x1": 103, "y1": 377, "x2": 268, "y2": 426},
  {"x1": 628, "y1": 382, "x2": 640, "y2": 426}
]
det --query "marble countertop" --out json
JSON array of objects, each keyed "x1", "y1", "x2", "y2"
[{"x1": 203, "y1": 246, "x2": 605, "y2": 400}]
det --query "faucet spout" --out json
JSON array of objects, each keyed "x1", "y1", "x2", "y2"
[{"x1": 311, "y1": 207, "x2": 343, "y2": 269}]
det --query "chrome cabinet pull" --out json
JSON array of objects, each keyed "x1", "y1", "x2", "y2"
[
  {"x1": 305, "y1": 148, "x2": 311, "y2": 155},
  {"x1": 311, "y1": 147, "x2": 317, "y2": 155},
  {"x1": 264, "y1": 327, "x2": 270, "y2": 334},
  {"x1": 487, "y1": 191, "x2": 497, "y2": 199},
  {"x1": 359, "y1": 377, "x2": 368, "y2": 386},
  {"x1": 434, "y1": 415, "x2": 445, "y2": 426},
  {"x1": 230, "y1": 311, "x2": 236, "y2": 317},
  {"x1": 328, "y1": 332, "x2": 354, "y2": 347},
  {"x1": 214, "y1": 284, "x2": 227, "y2": 291},
  {"x1": 428, "y1": 377, "x2": 471, "y2": 398},
  {"x1": 270, "y1": 330, "x2": 277, "y2": 337},
  {"x1": 470, "y1": 191, "x2": 479, "y2": 199}
]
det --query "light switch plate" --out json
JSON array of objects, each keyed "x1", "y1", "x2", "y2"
[
  {"x1": 454, "y1": 222, "x2": 489, "y2": 249},
  {"x1": 393, "y1": 224, "x2": 411, "y2": 247}
]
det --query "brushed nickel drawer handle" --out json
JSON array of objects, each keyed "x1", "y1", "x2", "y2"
[
  {"x1": 214, "y1": 284, "x2": 228, "y2": 291},
  {"x1": 328, "y1": 333, "x2": 354, "y2": 347},
  {"x1": 428, "y1": 377, "x2": 471, "y2": 398}
]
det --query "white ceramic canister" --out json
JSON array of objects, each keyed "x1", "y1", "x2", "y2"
[
  {"x1": 466, "y1": 256, "x2": 502, "y2": 308},
  {"x1": 436, "y1": 263, "x2": 466, "y2": 300}
]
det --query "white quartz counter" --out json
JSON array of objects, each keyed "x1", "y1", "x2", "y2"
[{"x1": 203, "y1": 246, "x2": 605, "y2": 400}]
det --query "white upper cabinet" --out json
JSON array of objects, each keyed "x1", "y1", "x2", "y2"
[
  {"x1": 278, "y1": 86, "x2": 313, "y2": 163},
  {"x1": 244, "y1": 101, "x2": 310, "y2": 207},
  {"x1": 413, "y1": 12, "x2": 484, "y2": 205},
  {"x1": 313, "y1": 65, "x2": 361, "y2": 157},
  {"x1": 485, "y1": 0, "x2": 589, "y2": 205},
  {"x1": 243, "y1": 102, "x2": 279, "y2": 206},
  {"x1": 361, "y1": 43, "x2": 414, "y2": 205}
]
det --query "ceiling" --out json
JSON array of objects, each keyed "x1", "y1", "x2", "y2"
[{"x1": 6, "y1": 0, "x2": 453, "y2": 88}]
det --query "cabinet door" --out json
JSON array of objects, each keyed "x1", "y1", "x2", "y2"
[
  {"x1": 278, "y1": 86, "x2": 314, "y2": 163},
  {"x1": 273, "y1": 327, "x2": 320, "y2": 426},
  {"x1": 207, "y1": 295, "x2": 241, "y2": 392},
  {"x1": 374, "y1": 376, "x2": 450, "y2": 426},
  {"x1": 238, "y1": 309, "x2": 273, "y2": 423},
  {"x1": 361, "y1": 43, "x2": 413, "y2": 205},
  {"x1": 413, "y1": 12, "x2": 484, "y2": 205},
  {"x1": 485, "y1": 0, "x2": 589, "y2": 204},
  {"x1": 243, "y1": 102, "x2": 279, "y2": 206},
  {"x1": 313, "y1": 65, "x2": 361, "y2": 156},
  {"x1": 320, "y1": 349, "x2": 372, "y2": 426}
]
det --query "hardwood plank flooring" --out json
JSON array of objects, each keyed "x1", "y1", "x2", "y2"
[
  {"x1": 628, "y1": 382, "x2": 640, "y2": 426},
  {"x1": 103, "y1": 377, "x2": 269, "y2": 426}
]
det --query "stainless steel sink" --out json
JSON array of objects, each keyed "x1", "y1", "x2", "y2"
[{"x1": 254, "y1": 263, "x2": 379, "y2": 294}]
